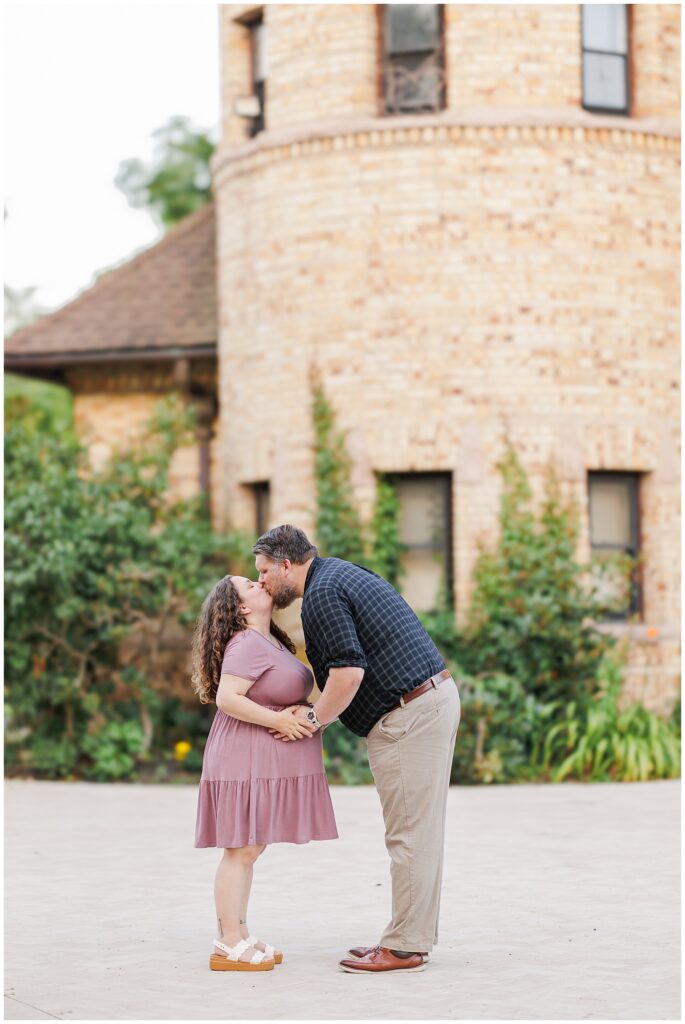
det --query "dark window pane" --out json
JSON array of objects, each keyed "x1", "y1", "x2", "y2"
[
  {"x1": 386, "y1": 4, "x2": 440, "y2": 54},
  {"x1": 583, "y1": 51, "x2": 627, "y2": 111},
  {"x1": 252, "y1": 482, "x2": 270, "y2": 536},
  {"x1": 386, "y1": 52, "x2": 444, "y2": 112},
  {"x1": 582, "y1": 4, "x2": 627, "y2": 55}
]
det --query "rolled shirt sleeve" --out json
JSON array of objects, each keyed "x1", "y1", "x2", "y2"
[{"x1": 307, "y1": 586, "x2": 368, "y2": 675}]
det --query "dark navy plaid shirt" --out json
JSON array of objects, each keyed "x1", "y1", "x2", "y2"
[{"x1": 301, "y1": 557, "x2": 446, "y2": 737}]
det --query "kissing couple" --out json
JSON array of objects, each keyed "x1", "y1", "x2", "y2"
[{"x1": 192, "y1": 524, "x2": 460, "y2": 974}]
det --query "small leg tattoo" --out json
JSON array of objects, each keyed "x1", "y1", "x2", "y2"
[{"x1": 217, "y1": 917, "x2": 223, "y2": 937}]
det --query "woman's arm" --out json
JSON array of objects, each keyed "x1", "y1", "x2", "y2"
[{"x1": 216, "y1": 673, "x2": 316, "y2": 739}]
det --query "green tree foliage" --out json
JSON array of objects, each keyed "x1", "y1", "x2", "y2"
[
  {"x1": 115, "y1": 115, "x2": 215, "y2": 229},
  {"x1": 4, "y1": 375, "x2": 73, "y2": 434},
  {"x1": 4, "y1": 392, "x2": 252, "y2": 780},
  {"x1": 310, "y1": 371, "x2": 366, "y2": 563},
  {"x1": 368, "y1": 475, "x2": 405, "y2": 588},
  {"x1": 457, "y1": 446, "x2": 617, "y2": 706}
]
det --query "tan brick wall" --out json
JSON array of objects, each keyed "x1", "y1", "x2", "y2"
[
  {"x1": 446, "y1": 5, "x2": 582, "y2": 110},
  {"x1": 68, "y1": 366, "x2": 220, "y2": 513},
  {"x1": 219, "y1": 4, "x2": 680, "y2": 147},
  {"x1": 221, "y1": 4, "x2": 378, "y2": 144},
  {"x1": 214, "y1": 111, "x2": 680, "y2": 708},
  {"x1": 631, "y1": 4, "x2": 681, "y2": 118}
]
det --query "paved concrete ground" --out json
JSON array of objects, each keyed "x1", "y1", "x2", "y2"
[{"x1": 4, "y1": 779, "x2": 680, "y2": 1021}]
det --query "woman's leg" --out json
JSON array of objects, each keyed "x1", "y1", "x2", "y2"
[
  {"x1": 213, "y1": 845, "x2": 265, "y2": 960},
  {"x1": 238, "y1": 863, "x2": 255, "y2": 939}
]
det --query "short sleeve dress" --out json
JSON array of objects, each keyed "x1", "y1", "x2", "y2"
[{"x1": 194, "y1": 628, "x2": 339, "y2": 848}]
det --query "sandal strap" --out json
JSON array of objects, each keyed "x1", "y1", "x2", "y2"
[
  {"x1": 214, "y1": 938, "x2": 250, "y2": 962},
  {"x1": 247, "y1": 934, "x2": 276, "y2": 958}
]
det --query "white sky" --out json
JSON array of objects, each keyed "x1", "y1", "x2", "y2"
[{"x1": 3, "y1": 3, "x2": 221, "y2": 311}]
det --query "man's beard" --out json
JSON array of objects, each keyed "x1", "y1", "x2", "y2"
[{"x1": 271, "y1": 581, "x2": 299, "y2": 609}]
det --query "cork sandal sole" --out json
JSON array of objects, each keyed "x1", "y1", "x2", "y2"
[{"x1": 209, "y1": 953, "x2": 274, "y2": 972}]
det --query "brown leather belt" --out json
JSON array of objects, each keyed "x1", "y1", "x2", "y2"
[{"x1": 387, "y1": 668, "x2": 452, "y2": 713}]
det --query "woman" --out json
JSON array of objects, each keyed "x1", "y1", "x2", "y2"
[{"x1": 191, "y1": 574, "x2": 338, "y2": 972}]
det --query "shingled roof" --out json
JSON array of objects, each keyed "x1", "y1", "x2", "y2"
[{"x1": 5, "y1": 203, "x2": 217, "y2": 369}]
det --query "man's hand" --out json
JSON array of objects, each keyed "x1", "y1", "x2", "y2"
[{"x1": 269, "y1": 705, "x2": 315, "y2": 742}]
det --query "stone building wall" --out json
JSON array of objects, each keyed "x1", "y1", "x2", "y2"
[
  {"x1": 68, "y1": 363, "x2": 220, "y2": 509},
  {"x1": 213, "y1": 5, "x2": 680, "y2": 711}
]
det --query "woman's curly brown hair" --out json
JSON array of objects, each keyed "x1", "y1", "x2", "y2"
[{"x1": 190, "y1": 575, "x2": 296, "y2": 704}]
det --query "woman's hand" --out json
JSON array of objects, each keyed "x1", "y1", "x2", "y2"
[{"x1": 271, "y1": 707, "x2": 316, "y2": 741}]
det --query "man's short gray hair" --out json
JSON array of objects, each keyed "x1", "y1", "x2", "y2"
[{"x1": 253, "y1": 524, "x2": 319, "y2": 564}]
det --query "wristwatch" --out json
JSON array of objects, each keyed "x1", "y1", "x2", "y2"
[{"x1": 306, "y1": 707, "x2": 323, "y2": 730}]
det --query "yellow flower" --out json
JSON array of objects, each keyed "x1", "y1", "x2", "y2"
[{"x1": 174, "y1": 740, "x2": 192, "y2": 762}]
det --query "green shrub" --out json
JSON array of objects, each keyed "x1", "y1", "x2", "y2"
[
  {"x1": 322, "y1": 720, "x2": 373, "y2": 784},
  {"x1": 535, "y1": 653, "x2": 681, "y2": 782},
  {"x1": 4, "y1": 392, "x2": 251, "y2": 780},
  {"x1": 368, "y1": 475, "x2": 405, "y2": 588},
  {"x1": 81, "y1": 721, "x2": 146, "y2": 781},
  {"x1": 311, "y1": 371, "x2": 365, "y2": 563},
  {"x1": 455, "y1": 447, "x2": 619, "y2": 707}
]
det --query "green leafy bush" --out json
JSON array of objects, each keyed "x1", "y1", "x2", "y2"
[
  {"x1": 535, "y1": 654, "x2": 681, "y2": 782},
  {"x1": 4, "y1": 392, "x2": 251, "y2": 780},
  {"x1": 368, "y1": 475, "x2": 405, "y2": 588},
  {"x1": 456, "y1": 447, "x2": 619, "y2": 706},
  {"x1": 81, "y1": 721, "x2": 146, "y2": 781},
  {"x1": 420, "y1": 447, "x2": 680, "y2": 785},
  {"x1": 322, "y1": 720, "x2": 374, "y2": 784},
  {"x1": 311, "y1": 371, "x2": 366, "y2": 563}
]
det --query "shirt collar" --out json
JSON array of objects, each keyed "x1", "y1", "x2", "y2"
[{"x1": 303, "y1": 556, "x2": 324, "y2": 595}]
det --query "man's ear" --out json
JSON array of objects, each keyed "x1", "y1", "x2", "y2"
[{"x1": 282, "y1": 558, "x2": 292, "y2": 575}]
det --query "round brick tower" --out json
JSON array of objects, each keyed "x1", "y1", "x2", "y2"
[{"x1": 212, "y1": 4, "x2": 680, "y2": 708}]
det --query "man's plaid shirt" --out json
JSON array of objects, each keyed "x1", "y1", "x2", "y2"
[{"x1": 301, "y1": 557, "x2": 446, "y2": 737}]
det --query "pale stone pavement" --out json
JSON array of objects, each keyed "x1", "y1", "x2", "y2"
[{"x1": 4, "y1": 779, "x2": 680, "y2": 1020}]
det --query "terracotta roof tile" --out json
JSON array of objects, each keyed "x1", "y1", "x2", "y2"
[{"x1": 5, "y1": 203, "x2": 217, "y2": 365}]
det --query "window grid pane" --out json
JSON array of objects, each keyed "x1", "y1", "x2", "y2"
[
  {"x1": 581, "y1": 5, "x2": 629, "y2": 114},
  {"x1": 383, "y1": 4, "x2": 445, "y2": 115},
  {"x1": 386, "y1": 5, "x2": 440, "y2": 54},
  {"x1": 582, "y1": 52, "x2": 628, "y2": 112},
  {"x1": 582, "y1": 4, "x2": 627, "y2": 55}
]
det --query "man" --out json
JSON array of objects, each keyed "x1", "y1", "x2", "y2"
[{"x1": 254, "y1": 524, "x2": 460, "y2": 975}]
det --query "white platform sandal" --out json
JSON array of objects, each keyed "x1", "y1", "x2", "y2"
[
  {"x1": 209, "y1": 938, "x2": 275, "y2": 971},
  {"x1": 247, "y1": 934, "x2": 283, "y2": 965}
]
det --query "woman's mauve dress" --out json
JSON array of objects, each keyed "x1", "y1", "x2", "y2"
[{"x1": 194, "y1": 628, "x2": 339, "y2": 848}]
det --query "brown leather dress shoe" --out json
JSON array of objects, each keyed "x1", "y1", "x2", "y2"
[
  {"x1": 339, "y1": 946, "x2": 425, "y2": 973},
  {"x1": 348, "y1": 945, "x2": 431, "y2": 962}
]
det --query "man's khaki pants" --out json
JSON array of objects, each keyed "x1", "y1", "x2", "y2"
[{"x1": 366, "y1": 678, "x2": 460, "y2": 954}]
